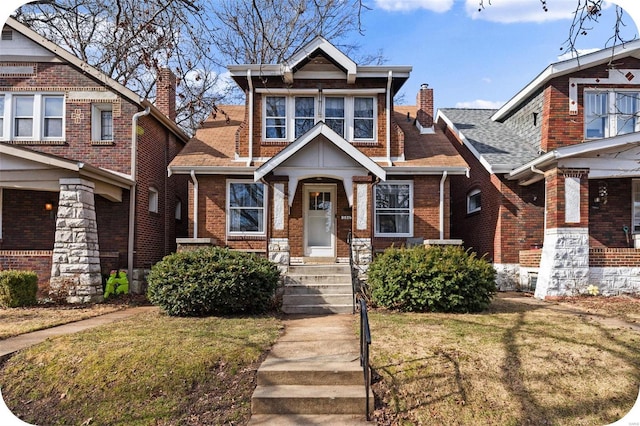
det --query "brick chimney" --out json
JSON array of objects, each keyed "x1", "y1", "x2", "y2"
[
  {"x1": 156, "y1": 68, "x2": 177, "y2": 121},
  {"x1": 416, "y1": 83, "x2": 433, "y2": 128}
]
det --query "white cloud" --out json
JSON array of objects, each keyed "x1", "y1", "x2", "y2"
[
  {"x1": 455, "y1": 99, "x2": 505, "y2": 109},
  {"x1": 374, "y1": 0, "x2": 454, "y2": 13},
  {"x1": 482, "y1": 77, "x2": 492, "y2": 84},
  {"x1": 464, "y1": 0, "x2": 612, "y2": 24},
  {"x1": 557, "y1": 48, "x2": 601, "y2": 61}
]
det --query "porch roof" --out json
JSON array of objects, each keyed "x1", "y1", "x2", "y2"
[{"x1": 0, "y1": 143, "x2": 133, "y2": 201}]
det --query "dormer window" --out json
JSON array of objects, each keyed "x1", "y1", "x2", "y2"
[{"x1": 261, "y1": 91, "x2": 378, "y2": 143}]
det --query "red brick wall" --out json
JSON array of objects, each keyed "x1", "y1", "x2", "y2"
[
  {"x1": 0, "y1": 251, "x2": 52, "y2": 291},
  {"x1": 544, "y1": 169, "x2": 589, "y2": 230},
  {"x1": 589, "y1": 178, "x2": 633, "y2": 248},
  {"x1": 519, "y1": 249, "x2": 542, "y2": 267},
  {"x1": 590, "y1": 248, "x2": 640, "y2": 267},
  {"x1": 1, "y1": 189, "x2": 56, "y2": 250}
]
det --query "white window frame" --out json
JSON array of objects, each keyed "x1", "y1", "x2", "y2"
[
  {"x1": 374, "y1": 181, "x2": 413, "y2": 237},
  {"x1": 0, "y1": 95, "x2": 5, "y2": 139},
  {"x1": 260, "y1": 91, "x2": 378, "y2": 143},
  {"x1": 294, "y1": 96, "x2": 316, "y2": 138},
  {"x1": 0, "y1": 92, "x2": 65, "y2": 142},
  {"x1": 585, "y1": 89, "x2": 640, "y2": 139},
  {"x1": 92, "y1": 103, "x2": 114, "y2": 142},
  {"x1": 226, "y1": 180, "x2": 267, "y2": 236},
  {"x1": 42, "y1": 95, "x2": 64, "y2": 139},
  {"x1": 467, "y1": 189, "x2": 481, "y2": 214},
  {"x1": 148, "y1": 187, "x2": 159, "y2": 213},
  {"x1": 633, "y1": 179, "x2": 640, "y2": 234}
]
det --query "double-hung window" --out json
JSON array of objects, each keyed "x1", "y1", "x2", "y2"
[
  {"x1": 227, "y1": 181, "x2": 266, "y2": 235},
  {"x1": 375, "y1": 182, "x2": 412, "y2": 236},
  {"x1": 92, "y1": 104, "x2": 114, "y2": 142},
  {"x1": 585, "y1": 90, "x2": 640, "y2": 139},
  {"x1": 1, "y1": 93, "x2": 65, "y2": 141},
  {"x1": 353, "y1": 97, "x2": 374, "y2": 140},
  {"x1": 265, "y1": 96, "x2": 287, "y2": 139},
  {"x1": 325, "y1": 97, "x2": 345, "y2": 137},
  {"x1": 295, "y1": 97, "x2": 315, "y2": 138}
]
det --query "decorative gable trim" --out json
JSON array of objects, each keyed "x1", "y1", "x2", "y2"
[
  {"x1": 569, "y1": 68, "x2": 640, "y2": 114},
  {"x1": 283, "y1": 36, "x2": 357, "y2": 84}
]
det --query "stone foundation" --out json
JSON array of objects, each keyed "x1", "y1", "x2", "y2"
[{"x1": 268, "y1": 238, "x2": 290, "y2": 272}]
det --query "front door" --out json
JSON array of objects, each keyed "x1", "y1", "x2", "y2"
[{"x1": 304, "y1": 184, "x2": 336, "y2": 257}]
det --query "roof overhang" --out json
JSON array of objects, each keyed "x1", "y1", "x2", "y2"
[
  {"x1": 254, "y1": 122, "x2": 386, "y2": 182},
  {"x1": 492, "y1": 39, "x2": 640, "y2": 122}
]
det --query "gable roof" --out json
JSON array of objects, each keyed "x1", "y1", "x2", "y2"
[
  {"x1": 437, "y1": 108, "x2": 539, "y2": 174},
  {"x1": 492, "y1": 39, "x2": 640, "y2": 122},
  {"x1": 254, "y1": 121, "x2": 386, "y2": 181},
  {"x1": 2, "y1": 18, "x2": 188, "y2": 143}
]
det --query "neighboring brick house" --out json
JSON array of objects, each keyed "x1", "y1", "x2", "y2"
[
  {"x1": 169, "y1": 37, "x2": 468, "y2": 269},
  {"x1": 439, "y1": 40, "x2": 640, "y2": 298},
  {"x1": 0, "y1": 18, "x2": 189, "y2": 301}
]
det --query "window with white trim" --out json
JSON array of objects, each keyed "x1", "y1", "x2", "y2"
[
  {"x1": 467, "y1": 189, "x2": 481, "y2": 214},
  {"x1": 92, "y1": 103, "x2": 113, "y2": 141},
  {"x1": 585, "y1": 90, "x2": 640, "y2": 139},
  {"x1": 0, "y1": 93, "x2": 65, "y2": 141},
  {"x1": 633, "y1": 180, "x2": 640, "y2": 233},
  {"x1": 227, "y1": 181, "x2": 266, "y2": 235},
  {"x1": 149, "y1": 187, "x2": 159, "y2": 213},
  {"x1": 175, "y1": 199, "x2": 182, "y2": 220},
  {"x1": 262, "y1": 94, "x2": 377, "y2": 142},
  {"x1": 375, "y1": 182, "x2": 412, "y2": 236}
]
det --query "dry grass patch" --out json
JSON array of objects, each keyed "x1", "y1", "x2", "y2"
[
  {"x1": 0, "y1": 310, "x2": 283, "y2": 425},
  {"x1": 0, "y1": 304, "x2": 125, "y2": 340},
  {"x1": 370, "y1": 295, "x2": 640, "y2": 425}
]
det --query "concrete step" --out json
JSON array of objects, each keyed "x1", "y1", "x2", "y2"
[
  {"x1": 288, "y1": 264, "x2": 352, "y2": 275},
  {"x1": 247, "y1": 414, "x2": 370, "y2": 425},
  {"x1": 251, "y1": 385, "x2": 373, "y2": 415},
  {"x1": 257, "y1": 359, "x2": 363, "y2": 386},
  {"x1": 283, "y1": 283, "x2": 353, "y2": 295},
  {"x1": 283, "y1": 294, "x2": 353, "y2": 306},
  {"x1": 284, "y1": 274, "x2": 352, "y2": 285},
  {"x1": 281, "y1": 304, "x2": 353, "y2": 314}
]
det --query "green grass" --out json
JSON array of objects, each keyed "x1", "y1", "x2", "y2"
[
  {"x1": 1, "y1": 309, "x2": 283, "y2": 425},
  {"x1": 369, "y1": 296, "x2": 640, "y2": 425}
]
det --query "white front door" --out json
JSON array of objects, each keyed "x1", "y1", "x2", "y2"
[{"x1": 304, "y1": 184, "x2": 336, "y2": 257}]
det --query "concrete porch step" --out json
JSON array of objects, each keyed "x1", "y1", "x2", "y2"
[
  {"x1": 281, "y1": 304, "x2": 353, "y2": 314},
  {"x1": 247, "y1": 414, "x2": 370, "y2": 425},
  {"x1": 283, "y1": 283, "x2": 353, "y2": 295},
  {"x1": 284, "y1": 274, "x2": 352, "y2": 285},
  {"x1": 288, "y1": 264, "x2": 352, "y2": 275},
  {"x1": 251, "y1": 384, "x2": 373, "y2": 415},
  {"x1": 257, "y1": 359, "x2": 362, "y2": 386},
  {"x1": 283, "y1": 294, "x2": 353, "y2": 306}
]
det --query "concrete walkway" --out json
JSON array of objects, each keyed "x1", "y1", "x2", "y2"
[{"x1": 0, "y1": 306, "x2": 156, "y2": 359}]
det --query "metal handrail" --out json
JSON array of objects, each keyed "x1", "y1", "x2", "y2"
[{"x1": 359, "y1": 297, "x2": 372, "y2": 421}]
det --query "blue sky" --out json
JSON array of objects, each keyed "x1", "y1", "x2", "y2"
[
  {"x1": 351, "y1": 0, "x2": 639, "y2": 110},
  {"x1": 1, "y1": 0, "x2": 639, "y2": 113}
]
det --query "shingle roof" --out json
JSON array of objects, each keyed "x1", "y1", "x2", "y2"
[
  {"x1": 169, "y1": 105, "x2": 245, "y2": 168},
  {"x1": 438, "y1": 108, "x2": 539, "y2": 171}
]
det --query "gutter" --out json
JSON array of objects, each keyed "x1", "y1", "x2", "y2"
[
  {"x1": 386, "y1": 70, "x2": 392, "y2": 166},
  {"x1": 247, "y1": 69, "x2": 253, "y2": 167},
  {"x1": 190, "y1": 170, "x2": 199, "y2": 238},
  {"x1": 128, "y1": 107, "x2": 151, "y2": 280},
  {"x1": 439, "y1": 171, "x2": 447, "y2": 240}
]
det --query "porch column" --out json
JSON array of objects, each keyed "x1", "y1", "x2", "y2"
[
  {"x1": 268, "y1": 179, "x2": 290, "y2": 271},
  {"x1": 351, "y1": 176, "x2": 373, "y2": 271},
  {"x1": 50, "y1": 178, "x2": 103, "y2": 303},
  {"x1": 535, "y1": 168, "x2": 590, "y2": 299}
]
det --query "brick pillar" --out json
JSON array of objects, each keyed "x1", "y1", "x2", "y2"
[
  {"x1": 535, "y1": 168, "x2": 590, "y2": 299},
  {"x1": 351, "y1": 177, "x2": 373, "y2": 272},
  {"x1": 268, "y1": 180, "x2": 290, "y2": 271},
  {"x1": 50, "y1": 178, "x2": 103, "y2": 303}
]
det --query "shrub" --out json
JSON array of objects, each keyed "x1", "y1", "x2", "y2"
[
  {"x1": 0, "y1": 270, "x2": 38, "y2": 308},
  {"x1": 367, "y1": 245, "x2": 496, "y2": 313},
  {"x1": 146, "y1": 247, "x2": 280, "y2": 317}
]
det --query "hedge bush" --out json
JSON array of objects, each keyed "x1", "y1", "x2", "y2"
[
  {"x1": 0, "y1": 270, "x2": 39, "y2": 308},
  {"x1": 147, "y1": 247, "x2": 280, "y2": 317},
  {"x1": 367, "y1": 245, "x2": 496, "y2": 313}
]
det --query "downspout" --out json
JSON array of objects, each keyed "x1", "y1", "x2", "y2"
[
  {"x1": 247, "y1": 69, "x2": 254, "y2": 167},
  {"x1": 386, "y1": 70, "x2": 393, "y2": 166},
  {"x1": 128, "y1": 107, "x2": 151, "y2": 280},
  {"x1": 190, "y1": 170, "x2": 199, "y2": 238},
  {"x1": 439, "y1": 171, "x2": 448, "y2": 240}
]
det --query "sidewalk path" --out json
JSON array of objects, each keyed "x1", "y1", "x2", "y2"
[{"x1": 0, "y1": 306, "x2": 157, "y2": 359}]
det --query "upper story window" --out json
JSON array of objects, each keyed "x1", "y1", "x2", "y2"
[
  {"x1": 92, "y1": 103, "x2": 113, "y2": 142},
  {"x1": 585, "y1": 90, "x2": 640, "y2": 139},
  {"x1": 0, "y1": 93, "x2": 65, "y2": 142},
  {"x1": 633, "y1": 180, "x2": 640, "y2": 234},
  {"x1": 262, "y1": 93, "x2": 377, "y2": 143},
  {"x1": 227, "y1": 181, "x2": 266, "y2": 235},
  {"x1": 467, "y1": 189, "x2": 481, "y2": 214},
  {"x1": 375, "y1": 181, "x2": 413, "y2": 237}
]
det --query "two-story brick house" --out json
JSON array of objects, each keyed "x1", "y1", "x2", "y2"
[
  {"x1": 169, "y1": 37, "x2": 468, "y2": 269},
  {"x1": 0, "y1": 18, "x2": 189, "y2": 301},
  {"x1": 439, "y1": 40, "x2": 640, "y2": 298}
]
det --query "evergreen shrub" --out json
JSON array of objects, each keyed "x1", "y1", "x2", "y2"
[
  {"x1": 368, "y1": 245, "x2": 496, "y2": 313},
  {"x1": 147, "y1": 247, "x2": 280, "y2": 317},
  {"x1": 0, "y1": 270, "x2": 38, "y2": 308}
]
